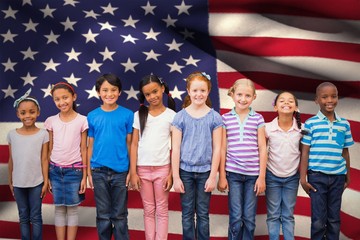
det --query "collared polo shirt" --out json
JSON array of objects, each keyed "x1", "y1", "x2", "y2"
[
  {"x1": 301, "y1": 111, "x2": 354, "y2": 175},
  {"x1": 222, "y1": 107, "x2": 265, "y2": 176},
  {"x1": 265, "y1": 117, "x2": 302, "y2": 177}
]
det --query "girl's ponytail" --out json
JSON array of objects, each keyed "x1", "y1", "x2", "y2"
[
  {"x1": 163, "y1": 82, "x2": 176, "y2": 112},
  {"x1": 294, "y1": 111, "x2": 308, "y2": 135},
  {"x1": 137, "y1": 91, "x2": 148, "y2": 136}
]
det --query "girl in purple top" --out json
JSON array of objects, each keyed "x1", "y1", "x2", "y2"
[
  {"x1": 172, "y1": 71, "x2": 222, "y2": 240},
  {"x1": 218, "y1": 78, "x2": 267, "y2": 240}
]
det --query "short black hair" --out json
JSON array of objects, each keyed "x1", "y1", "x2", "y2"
[{"x1": 95, "y1": 73, "x2": 122, "y2": 92}]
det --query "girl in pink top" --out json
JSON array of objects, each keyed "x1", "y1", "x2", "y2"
[
  {"x1": 265, "y1": 91, "x2": 305, "y2": 240},
  {"x1": 45, "y1": 82, "x2": 88, "y2": 240}
]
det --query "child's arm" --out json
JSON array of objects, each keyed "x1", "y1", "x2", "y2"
[
  {"x1": 171, "y1": 126, "x2": 185, "y2": 193},
  {"x1": 47, "y1": 130, "x2": 53, "y2": 192},
  {"x1": 342, "y1": 148, "x2": 351, "y2": 188},
  {"x1": 217, "y1": 128, "x2": 228, "y2": 192},
  {"x1": 254, "y1": 126, "x2": 267, "y2": 196},
  {"x1": 40, "y1": 141, "x2": 49, "y2": 198},
  {"x1": 129, "y1": 128, "x2": 141, "y2": 191},
  {"x1": 8, "y1": 144, "x2": 14, "y2": 197},
  {"x1": 205, "y1": 126, "x2": 222, "y2": 192},
  {"x1": 87, "y1": 137, "x2": 94, "y2": 189},
  {"x1": 79, "y1": 130, "x2": 88, "y2": 194},
  {"x1": 300, "y1": 144, "x2": 316, "y2": 194},
  {"x1": 126, "y1": 133, "x2": 132, "y2": 187}
]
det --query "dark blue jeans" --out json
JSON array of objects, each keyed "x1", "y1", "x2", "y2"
[
  {"x1": 92, "y1": 167, "x2": 129, "y2": 240},
  {"x1": 180, "y1": 169, "x2": 211, "y2": 240},
  {"x1": 308, "y1": 170, "x2": 345, "y2": 240},
  {"x1": 227, "y1": 171, "x2": 258, "y2": 240},
  {"x1": 13, "y1": 183, "x2": 43, "y2": 240}
]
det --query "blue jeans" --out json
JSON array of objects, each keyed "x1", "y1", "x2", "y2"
[
  {"x1": 308, "y1": 170, "x2": 345, "y2": 240},
  {"x1": 265, "y1": 170, "x2": 299, "y2": 240},
  {"x1": 180, "y1": 169, "x2": 211, "y2": 240},
  {"x1": 13, "y1": 183, "x2": 43, "y2": 240},
  {"x1": 226, "y1": 171, "x2": 258, "y2": 240},
  {"x1": 92, "y1": 167, "x2": 129, "y2": 240}
]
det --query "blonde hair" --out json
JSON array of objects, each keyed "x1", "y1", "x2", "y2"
[
  {"x1": 227, "y1": 78, "x2": 256, "y2": 96},
  {"x1": 182, "y1": 71, "x2": 212, "y2": 108}
]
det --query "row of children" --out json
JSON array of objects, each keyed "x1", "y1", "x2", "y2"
[{"x1": 8, "y1": 71, "x2": 353, "y2": 240}]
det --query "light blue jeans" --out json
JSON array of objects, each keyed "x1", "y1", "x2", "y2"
[
  {"x1": 265, "y1": 170, "x2": 299, "y2": 240},
  {"x1": 227, "y1": 171, "x2": 258, "y2": 240}
]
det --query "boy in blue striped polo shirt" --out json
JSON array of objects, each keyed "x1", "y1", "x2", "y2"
[{"x1": 300, "y1": 82, "x2": 354, "y2": 240}]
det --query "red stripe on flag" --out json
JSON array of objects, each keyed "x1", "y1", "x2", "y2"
[
  {"x1": 212, "y1": 37, "x2": 360, "y2": 62},
  {"x1": 217, "y1": 72, "x2": 360, "y2": 99},
  {"x1": 209, "y1": 0, "x2": 360, "y2": 20}
]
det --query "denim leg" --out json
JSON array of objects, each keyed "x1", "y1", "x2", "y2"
[
  {"x1": 28, "y1": 183, "x2": 43, "y2": 240},
  {"x1": 14, "y1": 187, "x2": 31, "y2": 240},
  {"x1": 195, "y1": 171, "x2": 211, "y2": 240},
  {"x1": 242, "y1": 175, "x2": 257, "y2": 240},
  {"x1": 266, "y1": 170, "x2": 282, "y2": 240},
  {"x1": 326, "y1": 174, "x2": 345, "y2": 240},
  {"x1": 281, "y1": 173, "x2": 299, "y2": 240},
  {"x1": 227, "y1": 172, "x2": 244, "y2": 240},
  {"x1": 92, "y1": 168, "x2": 113, "y2": 240},
  {"x1": 111, "y1": 171, "x2": 129, "y2": 240},
  {"x1": 180, "y1": 170, "x2": 196, "y2": 240},
  {"x1": 308, "y1": 171, "x2": 328, "y2": 240},
  {"x1": 13, "y1": 183, "x2": 43, "y2": 240}
]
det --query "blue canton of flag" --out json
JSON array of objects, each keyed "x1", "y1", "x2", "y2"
[{"x1": 0, "y1": 0, "x2": 219, "y2": 121}]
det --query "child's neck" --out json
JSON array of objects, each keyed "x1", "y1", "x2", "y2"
[
  {"x1": 149, "y1": 104, "x2": 166, "y2": 117},
  {"x1": 277, "y1": 113, "x2": 293, "y2": 131},
  {"x1": 235, "y1": 107, "x2": 250, "y2": 122},
  {"x1": 321, "y1": 110, "x2": 336, "y2": 122},
  {"x1": 59, "y1": 109, "x2": 77, "y2": 122},
  {"x1": 17, "y1": 125, "x2": 39, "y2": 135},
  {"x1": 101, "y1": 103, "x2": 118, "y2": 112},
  {"x1": 186, "y1": 103, "x2": 210, "y2": 118}
]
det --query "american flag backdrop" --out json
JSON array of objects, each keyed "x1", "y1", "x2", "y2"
[{"x1": 0, "y1": 0, "x2": 359, "y2": 239}]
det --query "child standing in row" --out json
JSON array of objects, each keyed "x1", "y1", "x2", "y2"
[
  {"x1": 265, "y1": 91, "x2": 304, "y2": 240},
  {"x1": 45, "y1": 82, "x2": 88, "y2": 240},
  {"x1": 171, "y1": 71, "x2": 222, "y2": 240},
  {"x1": 8, "y1": 90, "x2": 49, "y2": 240},
  {"x1": 300, "y1": 82, "x2": 354, "y2": 239},
  {"x1": 130, "y1": 75, "x2": 176, "y2": 240},
  {"x1": 218, "y1": 78, "x2": 267, "y2": 240},
  {"x1": 87, "y1": 73, "x2": 134, "y2": 240}
]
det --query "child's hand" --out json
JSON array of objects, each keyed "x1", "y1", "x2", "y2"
[
  {"x1": 126, "y1": 173, "x2": 131, "y2": 189},
  {"x1": 344, "y1": 173, "x2": 351, "y2": 189},
  {"x1": 9, "y1": 184, "x2": 14, "y2": 197},
  {"x1": 300, "y1": 180, "x2": 316, "y2": 195},
  {"x1": 87, "y1": 173, "x2": 94, "y2": 190},
  {"x1": 173, "y1": 177, "x2": 185, "y2": 193},
  {"x1": 40, "y1": 182, "x2": 48, "y2": 199},
  {"x1": 48, "y1": 181, "x2": 53, "y2": 194},
  {"x1": 217, "y1": 176, "x2": 228, "y2": 193},
  {"x1": 130, "y1": 173, "x2": 141, "y2": 191},
  {"x1": 204, "y1": 176, "x2": 216, "y2": 192},
  {"x1": 254, "y1": 177, "x2": 266, "y2": 196},
  {"x1": 163, "y1": 174, "x2": 173, "y2": 192},
  {"x1": 79, "y1": 178, "x2": 87, "y2": 194}
]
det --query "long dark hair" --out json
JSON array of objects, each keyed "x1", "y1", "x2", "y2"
[{"x1": 137, "y1": 75, "x2": 176, "y2": 136}]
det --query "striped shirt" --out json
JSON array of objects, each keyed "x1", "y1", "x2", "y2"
[
  {"x1": 222, "y1": 108, "x2": 265, "y2": 176},
  {"x1": 301, "y1": 111, "x2": 354, "y2": 175}
]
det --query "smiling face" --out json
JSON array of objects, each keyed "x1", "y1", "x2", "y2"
[
  {"x1": 274, "y1": 92, "x2": 298, "y2": 114},
  {"x1": 187, "y1": 77, "x2": 210, "y2": 107},
  {"x1": 142, "y1": 81, "x2": 164, "y2": 108},
  {"x1": 52, "y1": 88, "x2": 76, "y2": 114},
  {"x1": 232, "y1": 84, "x2": 256, "y2": 112},
  {"x1": 97, "y1": 80, "x2": 121, "y2": 107},
  {"x1": 16, "y1": 100, "x2": 40, "y2": 127},
  {"x1": 316, "y1": 84, "x2": 338, "y2": 116}
]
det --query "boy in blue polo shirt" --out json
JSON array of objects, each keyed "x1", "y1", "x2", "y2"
[{"x1": 300, "y1": 82, "x2": 354, "y2": 240}]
